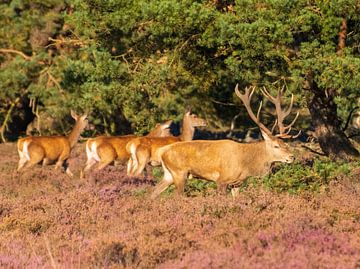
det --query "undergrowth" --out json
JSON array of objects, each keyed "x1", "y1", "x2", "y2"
[{"x1": 240, "y1": 158, "x2": 357, "y2": 194}]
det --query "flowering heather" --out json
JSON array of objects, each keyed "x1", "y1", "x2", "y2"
[{"x1": 0, "y1": 142, "x2": 359, "y2": 268}]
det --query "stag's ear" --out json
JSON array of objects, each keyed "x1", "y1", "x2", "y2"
[
  {"x1": 70, "y1": 110, "x2": 78, "y2": 120},
  {"x1": 260, "y1": 129, "x2": 272, "y2": 141}
]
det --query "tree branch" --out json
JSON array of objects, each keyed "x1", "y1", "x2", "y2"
[
  {"x1": 0, "y1": 48, "x2": 32, "y2": 60},
  {"x1": 0, "y1": 97, "x2": 20, "y2": 143}
]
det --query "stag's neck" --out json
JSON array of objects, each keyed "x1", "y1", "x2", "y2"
[
  {"x1": 179, "y1": 119, "x2": 195, "y2": 141},
  {"x1": 67, "y1": 123, "x2": 84, "y2": 148},
  {"x1": 243, "y1": 141, "x2": 273, "y2": 175}
]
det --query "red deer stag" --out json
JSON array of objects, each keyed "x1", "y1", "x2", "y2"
[
  {"x1": 17, "y1": 111, "x2": 88, "y2": 177},
  {"x1": 151, "y1": 85, "x2": 299, "y2": 198},
  {"x1": 80, "y1": 120, "x2": 172, "y2": 178},
  {"x1": 126, "y1": 110, "x2": 207, "y2": 177}
]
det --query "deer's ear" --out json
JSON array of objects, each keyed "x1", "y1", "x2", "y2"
[
  {"x1": 185, "y1": 106, "x2": 192, "y2": 116},
  {"x1": 161, "y1": 120, "x2": 172, "y2": 129},
  {"x1": 70, "y1": 110, "x2": 78, "y2": 120},
  {"x1": 260, "y1": 129, "x2": 272, "y2": 141}
]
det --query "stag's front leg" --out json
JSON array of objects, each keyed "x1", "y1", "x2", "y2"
[
  {"x1": 217, "y1": 183, "x2": 228, "y2": 195},
  {"x1": 172, "y1": 171, "x2": 187, "y2": 196}
]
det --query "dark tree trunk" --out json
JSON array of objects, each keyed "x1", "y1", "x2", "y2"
[{"x1": 307, "y1": 83, "x2": 359, "y2": 160}]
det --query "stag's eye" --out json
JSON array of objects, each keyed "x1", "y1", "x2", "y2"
[{"x1": 274, "y1": 145, "x2": 280, "y2": 149}]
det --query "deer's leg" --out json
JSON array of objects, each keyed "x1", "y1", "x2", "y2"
[
  {"x1": 95, "y1": 159, "x2": 113, "y2": 171},
  {"x1": 231, "y1": 187, "x2": 240, "y2": 198},
  {"x1": 172, "y1": 171, "x2": 187, "y2": 196},
  {"x1": 144, "y1": 164, "x2": 154, "y2": 180},
  {"x1": 94, "y1": 144, "x2": 116, "y2": 172},
  {"x1": 55, "y1": 158, "x2": 65, "y2": 171},
  {"x1": 42, "y1": 158, "x2": 51, "y2": 166},
  {"x1": 62, "y1": 160, "x2": 73, "y2": 178},
  {"x1": 17, "y1": 151, "x2": 28, "y2": 171},
  {"x1": 21, "y1": 144, "x2": 45, "y2": 170},
  {"x1": 55, "y1": 146, "x2": 70, "y2": 172},
  {"x1": 80, "y1": 158, "x2": 97, "y2": 179},
  {"x1": 128, "y1": 146, "x2": 149, "y2": 176},
  {"x1": 217, "y1": 183, "x2": 228, "y2": 195},
  {"x1": 126, "y1": 156, "x2": 135, "y2": 176},
  {"x1": 151, "y1": 165, "x2": 174, "y2": 199},
  {"x1": 133, "y1": 151, "x2": 149, "y2": 176}
]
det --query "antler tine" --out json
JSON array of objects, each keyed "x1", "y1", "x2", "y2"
[
  {"x1": 283, "y1": 111, "x2": 299, "y2": 132},
  {"x1": 282, "y1": 93, "x2": 295, "y2": 119},
  {"x1": 271, "y1": 119, "x2": 278, "y2": 134},
  {"x1": 260, "y1": 86, "x2": 278, "y2": 103},
  {"x1": 261, "y1": 85, "x2": 301, "y2": 137},
  {"x1": 280, "y1": 84, "x2": 285, "y2": 96},
  {"x1": 256, "y1": 101, "x2": 263, "y2": 120},
  {"x1": 276, "y1": 129, "x2": 301, "y2": 139},
  {"x1": 235, "y1": 84, "x2": 272, "y2": 135}
]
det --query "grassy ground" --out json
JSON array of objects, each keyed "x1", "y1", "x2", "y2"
[{"x1": 0, "y1": 142, "x2": 359, "y2": 268}]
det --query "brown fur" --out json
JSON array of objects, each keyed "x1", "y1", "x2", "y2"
[
  {"x1": 17, "y1": 111, "x2": 88, "y2": 177},
  {"x1": 151, "y1": 132, "x2": 295, "y2": 198},
  {"x1": 126, "y1": 112, "x2": 207, "y2": 176},
  {"x1": 80, "y1": 120, "x2": 172, "y2": 178}
]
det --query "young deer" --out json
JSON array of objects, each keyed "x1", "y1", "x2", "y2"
[
  {"x1": 80, "y1": 120, "x2": 172, "y2": 179},
  {"x1": 151, "y1": 85, "x2": 299, "y2": 198},
  {"x1": 126, "y1": 110, "x2": 207, "y2": 177},
  {"x1": 17, "y1": 111, "x2": 88, "y2": 177}
]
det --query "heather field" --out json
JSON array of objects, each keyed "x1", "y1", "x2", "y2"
[{"x1": 0, "y1": 142, "x2": 360, "y2": 269}]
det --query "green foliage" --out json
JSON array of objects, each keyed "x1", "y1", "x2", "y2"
[
  {"x1": 262, "y1": 159, "x2": 353, "y2": 194},
  {"x1": 1, "y1": 0, "x2": 360, "y2": 139},
  {"x1": 185, "y1": 178, "x2": 217, "y2": 197}
]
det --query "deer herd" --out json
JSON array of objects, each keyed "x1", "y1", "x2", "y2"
[{"x1": 17, "y1": 85, "x2": 300, "y2": 198}]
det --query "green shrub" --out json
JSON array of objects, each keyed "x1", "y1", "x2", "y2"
[{"x1": 261, "y1": 158, "x2": 353, "y2": 194}]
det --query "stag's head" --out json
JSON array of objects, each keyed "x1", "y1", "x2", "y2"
[
  {"x1": 261, "y1": 131, "x2": 295, "y2": 163},
  {"x1": 235, "y1": 84, "x2": 299, "y2": 164}
]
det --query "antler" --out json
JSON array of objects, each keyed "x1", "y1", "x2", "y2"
[
  {"x1": 235, "y1": 84, "x2": 273, "y2": 136},
  {"x1": 260, "y1": 86, "x2": 300, "y2": 138}
]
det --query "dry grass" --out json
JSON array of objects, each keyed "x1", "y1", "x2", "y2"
[{"x1": 0, "y1": 142, "x2": 359, "y2": 268}]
